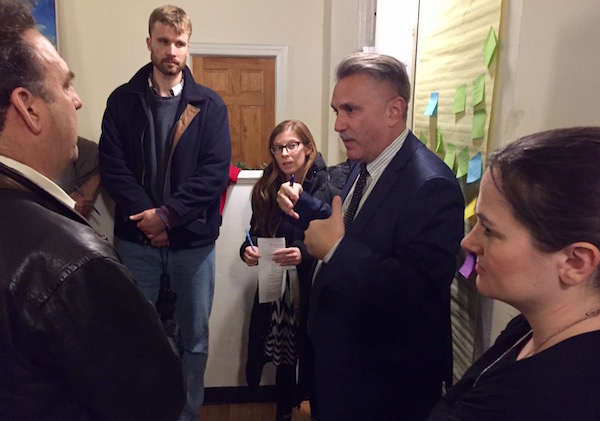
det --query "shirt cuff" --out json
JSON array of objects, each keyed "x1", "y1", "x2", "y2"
[{"x1": 156, "y1": 205, "x2": 179, "y2": 230}]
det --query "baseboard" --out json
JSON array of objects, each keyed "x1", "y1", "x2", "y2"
[{"x1": 204, "y1": 386, "x2": 276, "y2": 404}]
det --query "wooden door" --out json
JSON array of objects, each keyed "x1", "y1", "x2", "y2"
[{"x1": 192, "y1": 56, "x2": 275, "y2": 168}]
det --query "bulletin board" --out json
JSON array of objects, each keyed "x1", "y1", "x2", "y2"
[
  {"x1": 411, "y1": 0, "x2": 503, "y2": 381},
  {"x1": 413, "y1": 0, "x2": 502, "y2": 182}
]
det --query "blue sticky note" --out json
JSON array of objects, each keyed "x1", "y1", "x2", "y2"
[
  {"x1": 424, "y1": 92, "x2": 439, "y2": 116},
  {"x1": 467, "y1": 152, "x2": 482, "y2": 184}
]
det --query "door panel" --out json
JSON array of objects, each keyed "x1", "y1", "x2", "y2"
[{"x1": 192, "y1": 56, "x2": 275, "y2": 168}]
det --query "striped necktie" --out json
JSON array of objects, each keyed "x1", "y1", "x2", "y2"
[{"x1": 343, "y1": 163, "x2": 369, "y2": 230}]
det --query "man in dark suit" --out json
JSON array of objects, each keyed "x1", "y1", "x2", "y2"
[{"x1": 280, "y1": 52, "x2": 464, "y2": 420}]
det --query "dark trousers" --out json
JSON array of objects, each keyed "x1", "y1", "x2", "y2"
[{"x1": 276, "y1": 364, "x2": 296, "y2": 417}]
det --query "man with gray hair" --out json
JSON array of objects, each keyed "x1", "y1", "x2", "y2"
[
  {"x1": 279, "y1": 52, "x2": 464, "y2": 420},
  {"x1": 0, "y1": 0, "x2": 184, "y2": 418}
]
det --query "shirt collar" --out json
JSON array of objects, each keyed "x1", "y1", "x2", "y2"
[
  {"x1": 148, "y1": 73, "x2": 184, "y2": 97},
  {"x1": 365, "y1": 127, "x2": 409, "y2": 180},
  {"x1": 0, "y1": 155, "x2": 75, "y2": 209}
]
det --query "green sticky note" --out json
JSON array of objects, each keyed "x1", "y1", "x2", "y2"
[
  {"x1": 456, "y1": 146, "x2": 470, "y2": 178},
  {"x1": 444, "y1": 143, "x2": 456, "y2": 170},
  {"x1": 472, "y1": 73, "x2": 485, "y2": 106},
  {"x1": 436, "y1": 129, "x2": 444, "y2": 152},
  {"x1": 453, "y1": 84, "x2": 467, "y2": 114},
  {"x1": 472, "y1": 108, "x2": 486, "y2": 139},
  {"x1": 419, "y1": 131, "x2": 428, "y2": 145},
  {"x1": 483, "y1": 26, "x2": 498, "y2": 68}
]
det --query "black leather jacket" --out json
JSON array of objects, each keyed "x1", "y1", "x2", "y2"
[{"x1": 0, "y1": 164, "x2": 185, "y2": 420}]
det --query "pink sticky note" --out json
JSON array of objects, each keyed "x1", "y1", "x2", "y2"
[{"x1": 458, "y1": 252, "x2": 476, "y2": 278}]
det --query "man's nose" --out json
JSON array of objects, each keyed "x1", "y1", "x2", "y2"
[
  {"x1": 334, "y1": 115, "x2": 346, "y2": 132},
  {"x1": 72, "y1": 90, "x2": 83, "y2": 110}
]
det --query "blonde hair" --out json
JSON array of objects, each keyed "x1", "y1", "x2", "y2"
[{"x1": 149, "y1": 5, "x2": 192, "y2": 37}]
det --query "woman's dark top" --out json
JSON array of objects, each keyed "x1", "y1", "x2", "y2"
[
  {"x1": 427, "y1": 314, "x2": 600, "y2": 420},
  {"x1": 239, "y1": 153, "x2": 338, "y2": 389}
]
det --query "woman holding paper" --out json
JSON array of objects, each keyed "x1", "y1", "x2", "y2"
[
  {"x1": 427, "y1": 127, "x2": 600, "y2": 420},
  {"x1": 240, "y1": 120, "x2": 337, "y2": 421}
]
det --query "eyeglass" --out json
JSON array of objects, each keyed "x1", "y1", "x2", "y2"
[{"x1": 270, "y1": 141, "x2": 302, "y2": 155}]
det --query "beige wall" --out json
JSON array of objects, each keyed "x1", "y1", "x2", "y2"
[
  {"x1": 54, "y1": 0, "x2": 361, "y2": 388},
  {"x1": 58, "y1": 0, "x2": 330, "y2": 153},
  {"x1": 322, "y1": 0, "x2": 360, "y2": 165},
  {"x1": 486, "y1": 0, "x2": 600, "y2": 341},
  {"x1": 55, "y1": 0, "x2": 600, "y2": 387},
  {"x1": 490, "y1": 0, "x2": 600, "y2": 149},
  {"x1": 57, "y1": 0, "x2": 360, "y2": 240}
]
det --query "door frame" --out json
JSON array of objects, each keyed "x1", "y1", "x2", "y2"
[{"x1": 188, "y1": 43, "x2": 288, "y2": 123}]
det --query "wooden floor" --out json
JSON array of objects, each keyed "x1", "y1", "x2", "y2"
[{"x1": 200, "y1": 400, "x2": 311, "y2": 421}]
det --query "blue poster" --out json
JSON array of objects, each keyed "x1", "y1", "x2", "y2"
[{"x1": 30, "y1": 0, "x2": 57, "y2": 48}]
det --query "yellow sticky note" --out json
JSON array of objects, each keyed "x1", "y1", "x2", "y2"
[
  {"x1": 419, "y1": 130, "x2": 428, "y2": 145},
  {"x1": 456, "y1": 146, "x2": 470, "y2": 178},
  {"x1": 465, "y1": 196, "x2": 477, "y2": 220},
  {"x1": 472, "y1": 73, "x2": 485, "y2": 107},
  {"x1": 436, "y1": 129, "x2": 444, "y2": 153}
]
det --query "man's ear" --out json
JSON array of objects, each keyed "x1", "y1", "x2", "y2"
[
  {"x1": 386, "y1": 96, "x2": 406, "y2": 127},
  {"x1": 558, "y1": 242, "x2": 600, "y2": 286},
  {"x1": 146, "y1": 36, "x2": 152, "y2": 51},
  {"x1": 10, "y1": 88, "x2": 43, "y2": 135}
]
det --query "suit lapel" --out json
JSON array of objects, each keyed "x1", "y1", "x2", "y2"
[
  {"x1": 349, "y1": 133, "x2": 420, "y2": 233},
  {"x1": 340, "y1": 161, "x2": 360, "y2": 200}
]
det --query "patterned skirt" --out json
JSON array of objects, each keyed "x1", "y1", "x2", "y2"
[{"x1": 263, "y1": 271, "x2": 300, "y2": 366}]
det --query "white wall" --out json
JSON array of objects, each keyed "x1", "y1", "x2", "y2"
[
  {"x1": 209, "y1": 172, "x2": 265, "y2": 387},
  {"x1": 374, "y1": 0, "x2": 420, "y2": 128},
  {"x1": 375, "y1": 0, "x2": 419, "y2": 76}
]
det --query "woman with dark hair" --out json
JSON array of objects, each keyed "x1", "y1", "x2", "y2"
[
  {"x1": 240, "y1": 120, "x2": 336, "y2": 421},
  {"x1": 428, "y1": 127, "x2": 600, "y2": 420}
]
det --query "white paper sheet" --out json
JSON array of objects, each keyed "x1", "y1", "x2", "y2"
[{"x1": 257, "y1": 237, "x2": 289, "y2": 303}]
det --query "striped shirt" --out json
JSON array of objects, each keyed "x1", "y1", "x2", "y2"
[
  {"x1": 341, "y1": 127, "x2": 409, "y2": 219},
  {"x1": 321, "y1": 127, "x2": 410, "y2": 265}
]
